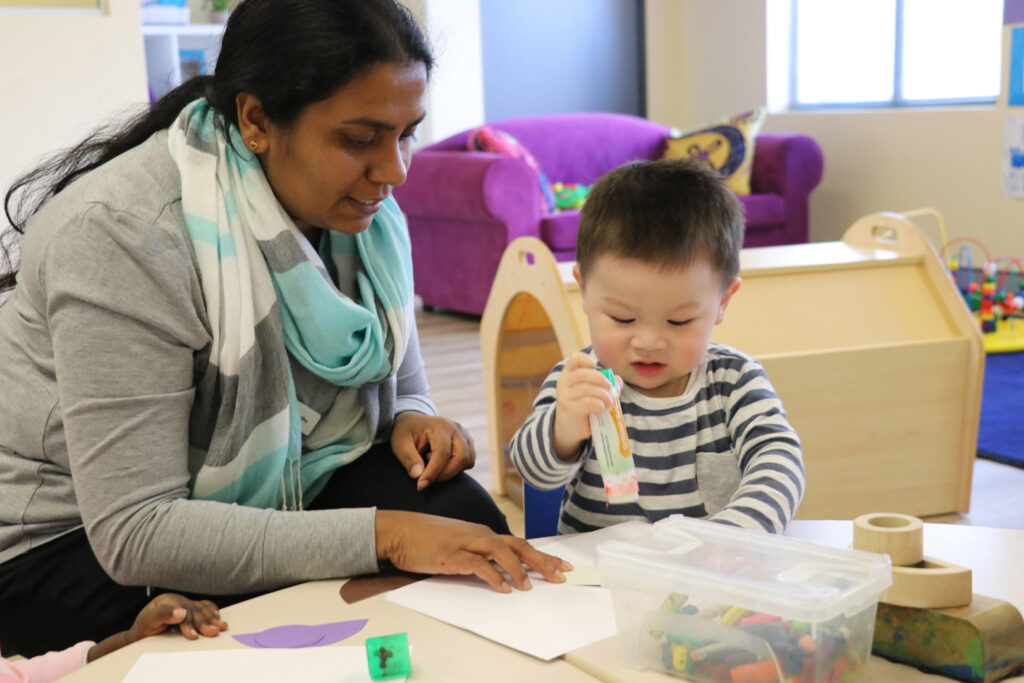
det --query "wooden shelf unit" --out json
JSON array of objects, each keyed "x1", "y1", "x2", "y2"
[{"x1": 142, "y1": 23, "x2": 224, "y2": 101}]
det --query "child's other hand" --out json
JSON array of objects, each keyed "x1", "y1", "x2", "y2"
[
  {"x1": 128, "y1": 593, "x2": 228, "y2": 643},
  {"x1": 552, "y1": 352, "x2": 615, "y2": 459}
]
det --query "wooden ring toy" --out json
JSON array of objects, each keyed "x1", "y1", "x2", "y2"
[
  {"x1": 852, "y1": 512, "x2": 924, "y2": 566},
  {"x1": 884, "y1": 557, "x2": 973, "y2": 609}
]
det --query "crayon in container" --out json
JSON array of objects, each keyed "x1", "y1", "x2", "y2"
[
  {"x1": 596, "y1": 516, "x2": 893, "y2": 682},
  {"x1": 589, "y1": 368, "x2": 639, "y2": 504}
]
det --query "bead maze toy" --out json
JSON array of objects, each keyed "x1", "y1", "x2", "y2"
[
  {"x1": 480, "y1": 212, "x2": 984, "y2": 519},
  {"x1": 906, "y1": 207, "x2": 1024, "y2": 354},
  {"x1": 853, "y1": 513, "x2": 1024, "y2": 682}
]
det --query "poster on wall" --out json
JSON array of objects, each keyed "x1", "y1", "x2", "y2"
[
  {"x1": 1004, "y1": 114, "x2": 1024, "y2": 198},
  {"x1": 1012, "y1": 27, "x2": 1024, "y2": 107},
  {"x1": 1006, "y1": 0, "x2": 1024, "y2": 25}
]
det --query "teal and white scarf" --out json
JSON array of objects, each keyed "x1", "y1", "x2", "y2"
[{"x1": 167, "y1": 98, "x2": 413, "y2": 510}]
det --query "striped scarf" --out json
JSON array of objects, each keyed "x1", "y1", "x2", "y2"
[{"x1": 167, "y1": 99, "x2": 412, "y2": 510}]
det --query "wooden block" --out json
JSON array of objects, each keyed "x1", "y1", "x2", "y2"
[
  {"x1": 852, "y1": 513, "x2": 973, "y2": 609},
  {"x1": 853, "y1": 512, "x2": 924, "y2": 566},
  {"x1": 873, "y1": 594, "x2": 1024, "y2": 682},
  {"x1": 883, "y1": 556, "x2": 973, "y2": 609}
]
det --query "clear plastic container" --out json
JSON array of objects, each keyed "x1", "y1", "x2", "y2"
[{"x1": 597, "y1": 516, "x2": 893, "y2": 682}]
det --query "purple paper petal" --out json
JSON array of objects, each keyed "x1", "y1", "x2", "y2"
[
  {"x1": 233, "y1": 619, "x2": 369, "y2": 649},
  {"x1": 232, "y1": 632, "x2": 262, "y2": 648},
  {"x1": 317, "y1": 618, "x2": 368, "y2": 645},
  {"x1": 255, "y1": 624, "x2": 324, "y2": 648}
]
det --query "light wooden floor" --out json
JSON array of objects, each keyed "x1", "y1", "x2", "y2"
[{"x1": 415, "y1": 307, "x2": 1024, "y2": 536}]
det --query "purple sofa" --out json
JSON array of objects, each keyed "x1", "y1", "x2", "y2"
[{"x1": 394, "y1": 113, "x2": 824, "y2": 316}]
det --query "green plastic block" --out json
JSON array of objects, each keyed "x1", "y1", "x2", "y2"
[{"x1": 366, "y1": 632, "x2": 412, "y2": 680}]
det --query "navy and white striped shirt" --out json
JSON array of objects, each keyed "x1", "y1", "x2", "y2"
[{"x1": 510, "y1": 344, "x2": 805, "y2": 534}]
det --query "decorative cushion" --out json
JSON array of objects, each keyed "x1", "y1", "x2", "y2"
[
  {"x1": 468, "y1": 126, "x2": 556, "y2": 212},
  {"x1": 663, "y1": 108, "x2": 766, "y2": 195}
]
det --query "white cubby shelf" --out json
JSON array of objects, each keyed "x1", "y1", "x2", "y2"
[{"x1": 142, "y1": 23, "x2": 225, "y2": 101}]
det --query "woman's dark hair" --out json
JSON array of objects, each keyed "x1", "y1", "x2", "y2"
[{"x1": 3, "y1": 0, "x2": 433, "y2": 236}]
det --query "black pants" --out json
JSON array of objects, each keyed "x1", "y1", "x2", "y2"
[{"x1": 0, "y1": 443, "x2": 507, "y2": 657}]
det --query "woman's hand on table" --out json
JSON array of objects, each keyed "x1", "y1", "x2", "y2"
[
  {"x1": 375, "y1": 510, "x2": 573, "y2": 593},
  {"x1": 391, "y1": 411, "x2": 475, "y2": 491}
]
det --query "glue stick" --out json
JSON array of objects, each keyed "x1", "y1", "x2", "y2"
[{"x1": 589, "y1": 368, "x2": 639, "y2": 504}]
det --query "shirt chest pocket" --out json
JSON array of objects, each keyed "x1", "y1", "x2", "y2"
[{"x1": 696, "y1": 452, "x2": 741, "y2": 514}]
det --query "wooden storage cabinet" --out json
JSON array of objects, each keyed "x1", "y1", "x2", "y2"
[{"x1": 481, "y1": 213, "x2": 983, "y2": 519}]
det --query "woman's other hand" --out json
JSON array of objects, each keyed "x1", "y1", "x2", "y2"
[
  {"x1": 375, "y1": 510, "x2": 572, "y2": 592},
  {"x1": 391, "y1": 411, "x2": 475, "y2": 491}
]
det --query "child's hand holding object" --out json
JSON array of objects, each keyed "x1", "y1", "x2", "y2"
[{"x1": 553, "y1": 352, "x2": 616, "y2": 460}]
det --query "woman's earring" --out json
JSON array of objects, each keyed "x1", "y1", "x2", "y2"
[{"x1": 249, "y1": 139, "x2": 258, "y2": 151}]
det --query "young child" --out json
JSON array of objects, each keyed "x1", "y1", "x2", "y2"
[
  {"x1": 510, "y1": 158, "x2": 805, "y2": 534},
  {"x1": 0, "y1": 593, "x2": 227, "y2": 682}
]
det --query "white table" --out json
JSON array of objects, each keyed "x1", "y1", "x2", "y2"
[
  {"x1": 60, "y1": 576, "x2": 597, "y2": 683},
  {"x1": 61, "y1": 521, "x2": 1024, "y2": 682}
]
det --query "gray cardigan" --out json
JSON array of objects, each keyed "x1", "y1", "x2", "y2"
[{"x1": 0, "y1": 131, "x2": 436, "y2": 593}]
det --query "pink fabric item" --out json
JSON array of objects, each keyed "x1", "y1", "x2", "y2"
[
  {"x1": 467, "y1": 126, "x2": 555, "y2": 212},
  {"x1": 0, "y1": 641, "x2": 93, "y2": 683}
]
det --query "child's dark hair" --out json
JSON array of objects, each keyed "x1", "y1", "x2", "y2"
[{"x1": 576, "y1": 158, "x2": 744, "y2": 289}]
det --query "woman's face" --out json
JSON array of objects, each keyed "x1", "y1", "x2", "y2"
[{"x1": 244, "y1": 60, "x2": 427, "y2": 239}]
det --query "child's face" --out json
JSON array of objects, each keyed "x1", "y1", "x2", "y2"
[{"x1": 576, "y1": 254, "x2": 741, "y2": 398}]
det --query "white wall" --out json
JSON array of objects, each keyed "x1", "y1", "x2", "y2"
[
  {"x1": 0, "y1": 0, "x2": 477, "y2": 208},
  {"x1": 647, "y1": 0, "x2": 769, "y2": 129},
  {"x1": 12, "y1": 1, "x2": 1015, "y2": 256},
  {"x1": 0, "y1": 1, "x2": 148, "y2": 203},
  {"x1": 646, "y1": 0, "x2": 1024, "y2": 256},
  {"x1": 405, "y1": 0, "x2": 485, "y2": 146}
]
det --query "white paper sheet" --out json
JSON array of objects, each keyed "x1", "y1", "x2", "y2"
[
  {"x1": 541, "y1": 520, "x2": 653, "y2": 569},
  {"x1": 121, "y1": 647, "x2": 404, "y2": 683},
  {"x1": 563, "y1": 564, "x2": 602, "y2": 586},
  {"x1": 386, "y1": 574, "x2": 613, "y2": 661},
  {"x1": 384, "y1": 521, "x2": 653, "y2": 660}
]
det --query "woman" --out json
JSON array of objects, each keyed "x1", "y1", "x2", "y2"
[{"x1": 0, "y1": 0, "x2": 567, "y2": 658}]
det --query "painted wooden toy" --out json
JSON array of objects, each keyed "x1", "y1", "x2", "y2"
[
  {"x1": 873, "y1": 596, "x2": 1024, "y2": 683},
  {"x1": 853, "y1": 513, "x2": 1024, "y2": 682}
]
